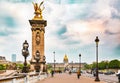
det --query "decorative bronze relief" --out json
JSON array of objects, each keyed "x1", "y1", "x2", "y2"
[{"x1": 36, "y1": 32, "x2": 40, "y2": 45}]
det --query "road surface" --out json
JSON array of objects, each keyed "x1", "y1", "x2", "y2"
[{"x1": 36, "y1": 73, "x2": 105, "y2": 83}]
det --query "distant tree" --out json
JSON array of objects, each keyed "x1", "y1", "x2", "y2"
[
  {"x1": 0, "y1": 64, "x2": 6, "y2": 70},
  {"x1": 16, "y1": 64, "x2": 24, "y2": 70},
  {"x1": 46, "y1": 64, "x2": 52, "y2": 70},
  {"x1": 12, "y1": 63, "x2": 17, "y2": 70},
  {"x1": 84, "y1": 64, "x2": 92, "y2": 69},
  {"x1": 91, "y1": 62, "x2": 96, "y2": 69},
  {"x1": 27, "y1": 64, "x2": 30, "y2": 69},
  {"x1": 99, "y1": 61, "x2": 109, "y2": 70},
  {"x1": 108, "y1": 59, "x2": 120, "y2": 69}
]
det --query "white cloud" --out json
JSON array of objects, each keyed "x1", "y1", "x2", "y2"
[
  {"x1": 106, "y1": 19, "x2": 120, "y2": 33},
  {"x1": 64, "y1": 20, "x2": 105, "y2": 45},
  {"x1": 90, "y1": 0, "x2": 112, "y2": 19},
  {"x1": 0, "y1": 0, "x2": 120, "y2": 63}
]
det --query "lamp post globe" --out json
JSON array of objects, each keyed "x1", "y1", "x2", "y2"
[
  {"x1": 95, "y1": 36, "x2": 100, "y2": 81},
  {"x1": 36, "y1": 50, "x2": 40, "y2": 56},
  {"x1": 23, "y1": 40, "x2": 29, "y2": 49},
  {"x1": 34, "y1": 50, "x2": 40, "y2": 72},
  {"x1": 35, "y1": 50, "x2": 40, "y2": 62},
  {"x1": 95, "y1": 36, "x2": 99, "y2": 45},
  {"x1": 43, "y1": 56, "x2": 46, "y2": 62},
  {"x1": 22, "y1": 40, "x2": 29, "y2": 73}
]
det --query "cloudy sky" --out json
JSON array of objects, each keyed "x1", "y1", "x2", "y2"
[{"x1": 0, "y1": 0, "x2": 120, "y2": 64}]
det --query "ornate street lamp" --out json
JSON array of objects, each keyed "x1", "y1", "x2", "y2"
[
  {"x1": 71, "y1": 61, "x2": 73, "y2": 70},
  {"x1": 34, "y1": 50, "x2": 40, "y2": 72},
  {"x1": 43, "y1": 56, "x2": 46, "y2": 72},
  {"x1": 43, "y1": 56, "x2": 46, "y2": 63},
  {"x1": 79, "y1": 54, "x2": 81, "y2": 76},
  {"x1": 53, "y1": 51, "x2": 55, "y2": 73},
  {"x1": 95, "y1": 36, "x2": 100, "y2": 81},
  {"x1": 22, "y1": 40, "x2": 29, "y2": 73}
]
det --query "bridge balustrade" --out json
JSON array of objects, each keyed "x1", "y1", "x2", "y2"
[{"x1": 0, "y1": 73, "x2": 47, "y2": 83}]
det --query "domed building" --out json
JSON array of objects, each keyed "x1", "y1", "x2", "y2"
[
  {"x1": 63, "y1": 54, "x2": 68, "y2": 63},
  {"x1": 47, "y1": 54, "x2": 86, "y2": 72},
  {"x1": 63, "y1": 54, "x2": 69, "y2": 71}
]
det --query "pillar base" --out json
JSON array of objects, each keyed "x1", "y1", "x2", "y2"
[
  {"x1": 30, "y1": 61, "x2": 46, "y2": 72},
  {"x1": 95, "y1": 77, "x2": 100, "y2": 82},
  {"x1": 22, "y1": 66, "x2": 29, "y2": 73}
]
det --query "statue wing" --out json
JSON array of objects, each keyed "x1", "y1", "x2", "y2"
[
  {"x1": 41, "y1": 6, "x2": 45, "y2": 11},
  {"x1": 39, "y1": 1, "x2": 44, "y2": 8},
  {"x1": 32, "y1": 2, "x2": 36, "y2": 11}
]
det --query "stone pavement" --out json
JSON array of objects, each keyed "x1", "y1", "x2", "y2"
[{"x1": 36, "y1": 73, "x2": 106, "y2": 83}]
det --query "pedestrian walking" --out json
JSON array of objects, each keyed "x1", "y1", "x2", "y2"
[
  {"x1": 51, "y1": 70, "x2": 54, "y2": 77},
  {"x1": 46, "y1": 70, "x2": 49, "y2": 77},
  {"x1": 69, "y1": 70, "x2": 71, "y2": 75},
  {"x1": 117, "y1": 73, "x2": 120, "y2": 82},
  {"x1": 77, "y1": 70, "x2": 80, "y2": 79}
]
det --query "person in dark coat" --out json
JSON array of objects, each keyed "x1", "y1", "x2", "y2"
[
  {"x1": 77, "y1": 70, "x2": 80, "y2": 79},
  {"x1": 51, "y1": 70, "x2": 54, "y2": 77},
  {"x1": 118, "y1": 73, "x2": 120, "y2": 82}
]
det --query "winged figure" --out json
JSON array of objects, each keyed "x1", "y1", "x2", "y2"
[{"x1": 32, "y1": 1, "x2": 44, "y2": 14}]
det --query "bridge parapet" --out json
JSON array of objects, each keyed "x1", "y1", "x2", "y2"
[{"x1": 0, "y1": 73, "x2": 47, "y2": 83}]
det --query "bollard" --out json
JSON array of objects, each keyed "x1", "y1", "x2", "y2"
[
  {"x1": 37, "y1": 75, "x2": 40, "y2": 80},
  {"x1": 24, "y1": 76, "x2": 28, "y2": 83},
  {"x1": 24, "y1": 75, "x2": 30, "y2": 83},
  {"x1": 24, "y1": 76, "x2": 26, "y2": 83},
  {"x1": 12, "y1": 78, "x2": 16, "y2": 83}
]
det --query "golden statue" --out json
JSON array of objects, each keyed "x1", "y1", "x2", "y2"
[{"x1": 32, "y1": 1, "x2": 45, "y2": 20}]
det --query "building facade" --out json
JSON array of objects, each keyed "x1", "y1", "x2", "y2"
[
  {"x1": 12, "y1": 54, "x2": 16, "y2": 62},
  {"x1": 47, "y1": 54, "x2": 86, "y2": 72}
]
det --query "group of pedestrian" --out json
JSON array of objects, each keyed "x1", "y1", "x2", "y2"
[
  {"x1": 49, "y1": 68, "x2": 120, "y2": 83},
  {"x1": 68, "y1": 70, "x2": 81, "y2": 79}
]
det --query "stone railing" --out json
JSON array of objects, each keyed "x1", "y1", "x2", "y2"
[
  {"x1": 0, "y1": 73, "x2": 47, "y2": 83},
  {"x1": 0, "y1": 75, "x2": 25, "y2": 83},
  {"x1": 0, "y1": 70, "x2": 6, "y2": 74}
]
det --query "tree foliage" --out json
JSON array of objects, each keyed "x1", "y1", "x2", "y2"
[
  {"x1": 84, "y1": 64, "x2": 91, "y2": 69},
  {"x1": 91, "y1": 62, "x2": 96, "y2": 69},
  {"x1": 46, "y1": 64, "x2": 52, "y2": 70},
  {"x1": 84, "y1": 59, "x2": 120, "y2": 70},
  {"x1": 108, "y1": 59, "x2": 120, "y2": 69},
  {"x1": 16, "y1": 64, "x2": 24, "y2": 69},
  {"x1": 0, "y1": 64, "x2": 6, "y2": 70},
  {"x1": 99, "y1": 61, "x2": 108, "y2": 69}
]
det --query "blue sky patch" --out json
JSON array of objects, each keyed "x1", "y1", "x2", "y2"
[
  {"x1": 0, "y1": 0, "x2": 32, "y2": 3},
  {"x1": 57, "y1": 26, "x2": 66, "y2": 36},
  {"x1": 0, "y1": 15, "x2": 17, "y2": 28}
]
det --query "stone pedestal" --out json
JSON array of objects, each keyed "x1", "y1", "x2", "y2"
[{"x1": 29, "y1": 20, "x2": 47, "y2": 72}]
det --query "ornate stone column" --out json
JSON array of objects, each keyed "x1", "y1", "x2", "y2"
[{"x1": 29, "y1": 2, "x2": 47, "y2": 72}]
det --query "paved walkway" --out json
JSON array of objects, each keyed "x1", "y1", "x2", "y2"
[{"x1": 36, "y1": 73, "x2": 106, "y2": 83}]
